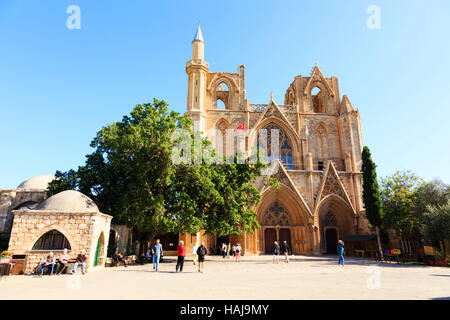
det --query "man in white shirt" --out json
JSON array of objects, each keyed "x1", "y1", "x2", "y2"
[{"x1": 56, "y1": 248, "x2": 70, "y2": 275}]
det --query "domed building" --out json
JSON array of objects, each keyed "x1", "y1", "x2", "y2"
[
  {"x1": 0, "y1": 174, "x2": 55, "y2": 236},
  {"x1": 7, "y1": 190, "x2": 112, "y2": 274}
]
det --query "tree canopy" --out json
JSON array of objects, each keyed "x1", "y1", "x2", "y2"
[{"x1": 48, "y1": 99, "x2": 274, "y2": 236}]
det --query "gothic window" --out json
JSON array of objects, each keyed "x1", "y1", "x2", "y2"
[
  {"x1": 264, "y1": 201, "x2": 290, "y2": 226},
  {"x1": 323, "y1": 211, "x2": 337, "y2": 226},
  {"x1": 311, "y1": 86, "x2": 325, "y2": 113},
  {"x1": 216, "y1": 82, "x2": 229, "y2": 110},
  {"x1": 259, "y1": 123, "x2": 293, "y2": 169},
  {"x1": 32, "y1": 230, "x2": 71, "y2": 250}
]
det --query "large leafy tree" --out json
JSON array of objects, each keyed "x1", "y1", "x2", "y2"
[
  {"x1": 361, "y1": 146, "x2": 384, "y2": 259},
  {"x1": 48, "y1": 99, "x2": 273, "y2": 242},
  {"x1": 414, "y1": 179, "x2": 449, "y2": 230},
  {"x1": 422, "y1": 201, "x2": 450, "y2": 256},
  {"x1": 380, "y1": 171, "x2": 423, "y2": 253}
]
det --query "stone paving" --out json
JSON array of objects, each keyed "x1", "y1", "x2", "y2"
[{"x1": 0, "y1": 255, "x2": 449, "y2": 300}]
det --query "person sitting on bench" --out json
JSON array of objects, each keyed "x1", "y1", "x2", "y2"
[
  {"x1": 72, "y1": 249, "x2": 87, "y2": 274},
  {"x1": 56, "y1": 248, "x2": 70, "y2": 275},
  {"x1": 113, "y1": 249, "x2": 127, "y2": 267},
  {"x1": 40, "y1": 252, "x2": 56, "y2": 275}
]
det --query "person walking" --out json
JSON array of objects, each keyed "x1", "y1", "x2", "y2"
[
  {"x1": 196, "y1": 242, "x2": 207, "y2": 273},
  {"x1": 337, "y1": 240, "x2": 345, "y2": 266},
  {"x1": 272, "y1": 241, "x2": 280, "y2": 264},
  {"x1": 151, "y1": 239, "x2": 163, "y2": 272},
  {"x1": 281, "y1": 241, "x2": 290, "y2": 263},
  {"x1": 191, "y1": 243, "x2": 199, "y2": 265},
  {"x1": 176, "y1": 241, "x2": 186, "y2": 272},
  {"x1": 221, "y1": 243, "x2": 227, "y2": 259},
  {"x1": 235, "y1": 243, "x2": 242, "y2": 262}
]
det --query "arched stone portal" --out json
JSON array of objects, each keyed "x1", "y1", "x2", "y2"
[
  {"x1": 316, "y1": 195, "x2": 355, "y2": 254},
  {"x1": 255, "y1": 185, "x2": 311, "y2": 255}
]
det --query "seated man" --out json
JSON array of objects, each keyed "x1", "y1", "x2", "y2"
[
  {"x1": 40, "y1": 252, "x2": 56, "y2": 275},
  {"x1": 145, "y1": 249, "x2": 152, "y2": 264},
  {"x1": 113, "y1": 249, "x2": 127, "y2": 267},
  {"x1": 72, "y1": 249, "x2": 87, "y2": 274},
  {"x1": 56, "y1": 248, "x2": 70, "y2": 275}
]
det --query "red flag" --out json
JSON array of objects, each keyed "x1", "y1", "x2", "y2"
[{"x1": 237, "y1": 123, "x2": 245, "y2": 130}]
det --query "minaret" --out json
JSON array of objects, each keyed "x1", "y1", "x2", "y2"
[{"x1": 186, "y1": 23, "x2": 209, "y2": 134}]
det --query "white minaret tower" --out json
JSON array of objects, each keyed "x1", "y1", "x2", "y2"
[{"x1": 186, "y1": 23, "x2": 208, "y2": 134}]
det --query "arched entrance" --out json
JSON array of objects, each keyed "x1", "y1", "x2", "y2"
[
  {"x1": 317, "y1": 195, "x2": 355, "y2": 254},
  {"x1": 264, "y1": 228, "x2": 276, "y2": 253},
  {"x1": 324, "y1": 227, "x2": 338, "y2": 254}
]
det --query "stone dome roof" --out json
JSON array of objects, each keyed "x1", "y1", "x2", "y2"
[
  {"x1": 36, "y1": 190, "x2": 99, "y2": 212},
  {"x1": 17, "y1": 174, "x2": 56, "y2": 190}
]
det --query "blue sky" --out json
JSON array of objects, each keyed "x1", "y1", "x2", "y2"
[{"x1": 1, "y1": 0, "x2": 449, "y2": 188}]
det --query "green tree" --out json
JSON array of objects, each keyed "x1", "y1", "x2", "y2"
[
  {"x1": 422, "y1": 200, "x2": 450, "y2": 256},
  {"x1": 380, "y1": 171, "x2": 423, "y2": 253},
  {"x1": 414, "y1": 179, "x2": 449, "y2": 230},
  {"x1": 49, "y1": 99, "x2": 273, "y2": 244},
  {"x1": 361, "y1": 146, "x2": 384, "y2": 259}
]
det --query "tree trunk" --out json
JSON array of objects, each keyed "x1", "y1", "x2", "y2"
[
  {"x1": 439, "y1": 240, "x2": 445, "y2": 257},
  {"x1": 376, "y1": 226, "x2": 384, "y2": 260},
  {"x1": 401, "y1": 237, "x2": 406, "y2": 254}
]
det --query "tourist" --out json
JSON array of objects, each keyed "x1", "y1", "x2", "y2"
[
  {"x1": 151, "y1": 239, "x2": 163, "y2": 272},
  {"x1": 281, "y1": 241, "x2": 290, "y2": 263},
  {"x1": 226, "y1": 242, "x2": 231, "y2": 259},
  {"x1": 73, "y1": 249, "x2": 87, "y2": 274},
  {"x1": 40, "y1": 251, "x2": 56, "y2": 275},
  {"x1": 191, "y1": 243, "x2": 198, "y2": 265},
  {"x1": 176, "y1": 240, "x2": 186, "y2": 272},
  {"x1": 231, "y1": 244, "x2": 236, "y2": 257},
  {"x1": 337, "y1": 240, "x2": 345, "y2": 266},
  {"x1": 221, "y1": 243, "x2": 227, "y2": 259},
  {"x1": 272, "y1": 241, "x2": 280, "y2": 264},
  {"x1": 235, "y1": 243, "x2": 242, "y2": 262},
  {"x1": 196, "y1": 242, "x2": 207, "y2": 273},
  {"x1": 56, "y1": 248, "x2": 70, "y2": 275},
  {"x1": 113, "y1": 248, "x2": 127, "y2": 267}
]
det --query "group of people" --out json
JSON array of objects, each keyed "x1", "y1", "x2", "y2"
[
  {"x1": 217, "y1": 243, "x2": 242, "y2": 262},
  {"x1": 271, "y1": 241, "x2": 291, "y2": 264},
  {"x1": 40, "y1": 248, "x2": 87, "y2": 275},
  {"x1": 40, "y1": 238, "x2": 345, "y2": 275}
]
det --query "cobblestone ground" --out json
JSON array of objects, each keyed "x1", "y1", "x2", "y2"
[{"x1": 0, "y1": 255, "x2": 449, "y2": 300}]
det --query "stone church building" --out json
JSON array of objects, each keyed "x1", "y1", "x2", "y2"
[
  {"x1": 0, "y1": 26, "x2": 375, "y2": 270},
  {"x1": 184, "y1": 25, "x2": 371, "y2": 255}
]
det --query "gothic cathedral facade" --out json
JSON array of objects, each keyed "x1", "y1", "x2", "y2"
[{"x1": 183, "y1": 26, "x2": 370, "y2": 255}]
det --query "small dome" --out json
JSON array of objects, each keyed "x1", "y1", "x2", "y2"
[
  {"x1": 17, "y1": 174, "x2": 56, "y2": 190},
  {"x1": 36, "y1": 190, "x2": 99, "y2": 212}
]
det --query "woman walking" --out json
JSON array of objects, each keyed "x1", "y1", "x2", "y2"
[
  {"x1": 272, "y1": 241, "x2": 280, "y2": 264},
  {"x1": 191, "y1": 243, "x2": 198, "y2": 265},
  {"x1": 235, "y1": 243, "x2": 242, "y2": 262},
  {"x1": 196, "y1": 242, "x2": 207, "y2": 273},
  {"x1": 176, "y1": 241, "x2": 186, "y2": 272}
]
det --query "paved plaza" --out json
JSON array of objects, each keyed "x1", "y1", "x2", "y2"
[{"x1": 0, "y1": 255, "x2": 449, "y2": 300}]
